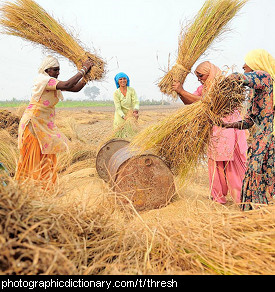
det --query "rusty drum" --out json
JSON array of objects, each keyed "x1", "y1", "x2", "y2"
[
  {"x1": 108, "y1": 146, "x2": 176, "y2": 212},
  {"x1": 96, "y1": 139, "x2": 130, "y2": 182}
]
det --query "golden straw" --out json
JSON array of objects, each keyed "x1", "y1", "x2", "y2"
[
  {"x1": 0, "y1": 0, "x2": 105, "y2": 81},
  {"x1": 131, "y1": 75, "x2": 246, "y2": 182},
  {"x1": 159, "y1": 0, "x2": 248, "y2": 99}
]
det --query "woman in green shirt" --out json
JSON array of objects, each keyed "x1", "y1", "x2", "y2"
[{"x1": 113, "y1": 72, "x2": 140, "y2": 138}]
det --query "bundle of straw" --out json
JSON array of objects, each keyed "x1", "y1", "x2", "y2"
[
  {"x1": 114, "y1": 110, "x2": 139, "y2": 140},
  {"x1": 159, "y1": 0, "x2": 248, "y2": 98},
  {"x1": 0, "y1": 130, "x2": 18, "y2": 176},
  {"x1": 0, "y1": 0, "x2": 105, "y2": 81},
  {"x1": 131, "y1": 75, "x2": 246, "y2": 182}
]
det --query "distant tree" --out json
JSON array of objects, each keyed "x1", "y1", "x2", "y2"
[{"x1": 84, "y1": 86, "x2": 100, "y2": 101}]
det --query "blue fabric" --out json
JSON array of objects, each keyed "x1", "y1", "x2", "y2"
[{"x1": 114, "y1": 72, "x2": 130, "y2": 89}]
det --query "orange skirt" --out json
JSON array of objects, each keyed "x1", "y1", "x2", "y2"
[{"x1": 15, "y1": 125, "x2": 57, "y2": 187}]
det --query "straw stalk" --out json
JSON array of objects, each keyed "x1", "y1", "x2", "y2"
[
  {"x1": 0, "y1": 0, "x2": 105, "y2": 81},
  {"x1": 131, "y1": 75, "x2": 246, "y2": 182},
  {"x1": 159, "y1": 0, "x2": 248, "y2": 98}
]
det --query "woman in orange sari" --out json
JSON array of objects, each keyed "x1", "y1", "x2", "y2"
[
  {"x1": 15, "y1": 55, "x2": 93, "y2": 189},
  {"x1": 173, "y1": 61, "x2": 248, "y2": 204}
]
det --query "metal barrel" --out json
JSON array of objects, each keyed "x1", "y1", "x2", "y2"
[
  {"x1": 108, "y1": 146, "x2": 176, "y2": 212},
  {"x1": 96, "y1": 138, "x2": 130, "y2": 182}
]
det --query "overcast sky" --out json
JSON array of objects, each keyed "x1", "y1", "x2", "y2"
[{"x1": 0, "y1": 0, "x2": 274, "y2": 102}]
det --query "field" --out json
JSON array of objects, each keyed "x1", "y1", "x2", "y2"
[
  {"x1": 0, "y1": 104, "x2": 274, "y2": 275},
  {"x1": 0, "y1": 100, "x2": 114, "y2": 109}
]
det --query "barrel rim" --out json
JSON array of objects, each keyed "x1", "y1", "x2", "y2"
[{"x1": 96, "y1": 138, "x2": 130, "y2": 181}]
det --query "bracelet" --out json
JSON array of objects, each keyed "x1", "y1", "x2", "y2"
[
  {"x1": 82, "y1": 66, "x2": 88, "y2": 72},
  {"x1": 78, "y1": 69, "x2": 85, "y2": 77}
]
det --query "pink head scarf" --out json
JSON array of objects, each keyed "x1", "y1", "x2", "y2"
[{"x1": 195, "y1": 61, "x2": 222, "y2": 93}]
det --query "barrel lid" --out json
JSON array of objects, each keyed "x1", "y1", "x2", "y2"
[
  {"x1": 107, "y1": 146, "x2": 176, "y2": 211},
  {"x1": 96, "y1": 138, "x2": 130, "y2": 182}
]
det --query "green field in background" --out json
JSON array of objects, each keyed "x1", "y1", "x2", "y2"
[
  {"x1": 0, "y1": 100, "x2": 114, "y2": 108},
  {"x1": 0, "y1": 99, "x2": 168, "y2": 108}
]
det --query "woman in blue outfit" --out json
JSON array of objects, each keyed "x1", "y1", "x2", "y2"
[{"x1": 222, "y1": 49, "x2": 274, "y2": 211}]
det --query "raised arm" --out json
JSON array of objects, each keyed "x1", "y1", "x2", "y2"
[
  {"x1": 172, "y1": 81, "x2": 202, "y2": 104},
  {"x1": 56, "y1": 59, "x2": 94, "y2": 92}
]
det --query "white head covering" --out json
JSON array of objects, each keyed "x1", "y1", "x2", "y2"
[
  {"x1": 38, "y1": 55, "x2": 60, "y2": 73},
  {"x1": 32, "y1": 55, "x2": 63, "y2": 102}
]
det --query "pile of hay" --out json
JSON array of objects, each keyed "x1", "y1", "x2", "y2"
[
  {"x1": 131, "y1": 75, "x2": 246, "y2": 181},
  {"x1": 0, "y1": 176, "x2": 274, "y2": 275},
  {"x1": 54, "y1": 116, "x2": 97, "y2": 173},
  {"x1": 113, "y1": 110, "x2": 140, "y2": 140},
  {"x1": 0, "y1": 130, "x2": 18, "y2": 176},
  {"x1": 159, "y1": 0, "x2": 248, "y2": 98},
  {"x1": 0, "y1": 0, "x2": 105, "y2": 81},
  {"x1": 0, "y1": 110, "x2": 20, "y2": 137},
  {"x1": 0, "y1": 179, "x2": 121, "y2": 275}
]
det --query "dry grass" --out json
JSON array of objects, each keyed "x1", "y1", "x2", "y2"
[
  {"x1": 54, "y1": 116, "x2": 97, "y2": 173},
  {"x1": 113, "y1": 110, "x2": 140, "y2": 140},
  {"x1": 0, "y1": 0, "x2": 105, "y2": 81},
  {"x1": 131, "y1": 76, "x2": 246, "y2": 182},
  {"x1": 0, "y1": 107, "x2": 274, "y2": 275},
  {"x1": 0, "y1": 130, "x2": 18, "y2": 176},
  {"x1": 0, "y1": 174, "x2": 274, "y2": 275},
  {"x1": 159, "y1": 0, "x2": 248, "y2": 98}
]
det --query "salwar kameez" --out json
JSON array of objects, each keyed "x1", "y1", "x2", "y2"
[
  {"x1": 234, "y1": 71, "x2": 274, "y2": 211},
  {"x1": 194, "y1": 85, "x2": 248, "y2": 204},
  {"x1": 113, "y1": 86, "x2": 140, "y2": 139},
  {"x1": 208, "y1": 142, "x2": 247, "y2": 204},
  {"x1": 16, "y1": 68, "x2": 69, "y2": 188}
]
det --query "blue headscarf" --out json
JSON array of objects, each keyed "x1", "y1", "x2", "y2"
[{"x1": 114, "y1": 72, "x2": 130, "y2": 89}]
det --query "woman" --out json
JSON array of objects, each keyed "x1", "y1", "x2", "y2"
[
  {"x1": 222, "y1": 49, "x2": 274, "y2": 211},
  {"x1": 113, "y1": 72, "x2": 140, "y2": 138},
  {"x1": 15, "y1": 55, "x2": 93, "y2": 188},
  {"x1": 173, "y1": 61, "x2": 248, "y2": 204}
]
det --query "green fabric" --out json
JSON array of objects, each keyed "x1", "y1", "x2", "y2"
[{"x1": 113, "y1": 87, "x2": 139, "y2": 130}]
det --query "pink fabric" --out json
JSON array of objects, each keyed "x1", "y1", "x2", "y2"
[
  {"x1": 209, "y1": 111, "x2": 248, "y2": 161},
  {"x1": 208, "y1": 140, "x2": 247, "y2": 204},
  {"x1": 194, "y1": 86, "x2": 248, "y2": 161},
  {"x1": 193, "y1": 85, "x2": 248, "y2": 204},
  {"x1": 195, "y1": 62, "x2": 222, "y2": 94},
  {"x1": 193, "y1": 85, "x2": 203, "y2": 96}
]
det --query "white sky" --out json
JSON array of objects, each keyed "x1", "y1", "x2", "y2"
[{"x1": 0, "y1": 0, "x2": 274, "y2": 101}]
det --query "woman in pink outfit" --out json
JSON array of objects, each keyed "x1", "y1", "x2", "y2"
[{"x1": 173, "y1": 61, "x2": 248, "y2": 204}]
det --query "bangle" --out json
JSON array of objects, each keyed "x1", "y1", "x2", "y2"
[
  {"x1": 82, "y1": 66, "x2": 88, "y2": 72},
  {"x1": 78, "y1": 69, "x2": 85, "y2": 77}
]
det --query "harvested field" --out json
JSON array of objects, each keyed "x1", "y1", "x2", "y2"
[{"x1": 0, "y1": 105, "x2": 274, "y2": 275}]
